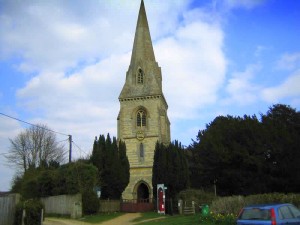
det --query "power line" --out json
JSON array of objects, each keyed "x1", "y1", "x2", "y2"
[
  {"x1": 0, "y1": 112, "x2": 69, "y2": 137},
  {"x1": 0, "y1": 112, "x2": 73, "y2": 162},
  {"x1": 72, "y1": 141, "x2": 89, "y2": 157},
  {"x1": 57, "y1": 138, "x2": 70, "y2": 143}
]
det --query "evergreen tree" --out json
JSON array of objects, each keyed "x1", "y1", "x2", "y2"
[
  {"x1": 188, "y1": 104, "x2": 300, "y2": 195},
  {"x1": 119, "y1": 139, "x2": 130, "y2": 194},
  {"x1": 90, "y1": 133, "x2": 130, "y2": 199},
  {"x1": 152, "y1": 141, "x2": 189, "y2": 198},
  {"x1": 261, "y1": 104, "x2": 300, "y2": 192}
]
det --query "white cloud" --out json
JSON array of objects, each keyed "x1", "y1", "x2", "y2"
[
  {"x1": 157, "y1": 20, "x2": 226, "y2": 120},
  {"x1": 276, "y1": 52, "x2": 300, "y2": 71},
  {"x1": 222, "y1": 0, "x2": 266, "y2": 10},
  {"x1": 262, "y1": 70, "x2": 300, "y2": 103},
  {"x1": 12, "y1": 0, "x2": 227, "y2": 144},
  {"x1": 222, "y1": 64, "x2": 261, "y2": 105},
  {"x1": 0, "y1": 0, "x2": 190, "y2": 73},
  {"x1": 16, "y1": 53, "x2": 131, "y2": 155},
  {"x1": 261, "y1": 53, "x2": 300, "y2": 105}
]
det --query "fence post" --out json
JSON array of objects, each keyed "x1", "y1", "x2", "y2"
[
  {"x1": 192, "y1": 201, "x2": 195, "y2": 214},
  {"x1": 22, "y1": 209, "x2": 25, "y2": 225},
  {"x1": 41, "y1": 209, "x2": 44, "y2": 225},
  {"x1": 178, "y1": 199, "x2": 183, "y2": 215}
]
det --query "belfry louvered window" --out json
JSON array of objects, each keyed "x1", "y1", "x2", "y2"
[
  {"x1": 137, "y1": 68, "x2": 144, "y2": 84},
  {"x1": 137, "y1": 110, "x2": 146, "y2": 127}
]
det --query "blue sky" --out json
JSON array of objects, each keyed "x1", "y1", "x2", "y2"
[{"x1": 0, "y1": 0, "x2": 300, "y2": 191}]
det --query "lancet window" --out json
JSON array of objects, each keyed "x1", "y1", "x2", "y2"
[
  {"x1": 137, "y1": 109, "x2": 146, "y2": 127},
  {"x1": 140, "y1": 143, "x2": 144, "y2": 158}
]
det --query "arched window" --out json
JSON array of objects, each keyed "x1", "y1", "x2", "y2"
[
  {"x1": 137, "y1": 110, "x2": 146, "y2": 127},
  {"x1": 140, "y1": 143, "x2": 144, "y2": 158},
  {"x1": 137, "y1": 68, "x2": 144, "y2": 84}
]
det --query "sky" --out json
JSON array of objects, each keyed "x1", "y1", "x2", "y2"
[{"x1": 0, "y1": 0, "x2": 300, "y2": 192}]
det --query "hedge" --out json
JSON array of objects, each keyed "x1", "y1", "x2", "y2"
[
  {"x1": 14, "y1": 199, "x2": 44, "y2": 225},
  {"x1": 210, "y1": 193, "x2": 300, "y2": 215}
]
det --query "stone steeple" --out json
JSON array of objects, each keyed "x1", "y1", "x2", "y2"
[
  {"x1": 119, "y1": 0, "x2": 164, "y2": 101},
  {"x1": 118, "y1": 0, "x2": 170, "y2": 201}
]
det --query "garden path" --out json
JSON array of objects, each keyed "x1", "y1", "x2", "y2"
[{"x1": 44, "y1": 213, "x2": 142, "y2": 225}]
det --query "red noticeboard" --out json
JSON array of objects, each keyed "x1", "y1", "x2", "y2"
[{"x1": 157, "y1": 184, "x2": 165, "y2": 214}]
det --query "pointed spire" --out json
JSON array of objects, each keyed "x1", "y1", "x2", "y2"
[{"x1": 130, "y1": 0, "x2": 156, "y2": 66}]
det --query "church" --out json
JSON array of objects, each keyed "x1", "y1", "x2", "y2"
[{"x1": 117, "y1": 0, "x2": 171, "y2": 201}]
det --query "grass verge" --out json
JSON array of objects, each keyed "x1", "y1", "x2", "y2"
[
  {"x1": 135, "y1": 213, "x2": 201, "y2": 225},
  {"x1": 132, "y1": 212, "x2": 166, "y2": 223}
]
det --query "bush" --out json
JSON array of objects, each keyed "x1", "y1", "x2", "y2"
[
  {"x1": 179, "y1": 189, "x2": 216, "y2": 211},
  {"x1": 210, "y1": 193, "x2": 300, "y2": 215},
  {"x1": 14, "y1": 202, "x2": 24, "y2": 225},
  {"x1": 82, "y1": 190, "x2": 100, "y2": 215},
  {"x1": 245, "y1": 193, "x2": 300, "y2": 207},
  {"x1": 14, "y1": 199, "x2": 44, "y2": 225},
  {"x1": 210, "y1": 195, "x2": 245, "y2": 215},
  {"x1": 200, "y1": 213, "x2": 236, "y2": 225}
]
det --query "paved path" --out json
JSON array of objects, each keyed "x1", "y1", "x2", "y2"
[{"x1": 44, "y1": 213, "x2": 142, "y2": 225}]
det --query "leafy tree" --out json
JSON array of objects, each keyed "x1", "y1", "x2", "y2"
[{"x1": 5, "y1": 124, "x2": 65, "y2": 172}]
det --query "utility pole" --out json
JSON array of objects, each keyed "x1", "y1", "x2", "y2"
[{"x1": 68, "y1": 135, "x2": 72, "y2": 163}]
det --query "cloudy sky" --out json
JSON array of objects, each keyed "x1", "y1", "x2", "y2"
[{"x1": 1, "y1": 0, "x2": 300, "y2": 191}]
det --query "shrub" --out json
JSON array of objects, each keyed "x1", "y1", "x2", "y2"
[
  {"x1": 200, "y1": 212, "x2": 236, "y2": 225},
  {"x1": 14, "y1": 199, "x2": 44, "y2": 225},
  {"x1": 14, "y1": 202, "x2": 24, "y2": 225},
  {"x1": 210, "y1": 195, "x2": 245, "y2": 215},
  {"x1": 179, "y1": 189, "x2": 216, "y2": 204},
  {"x1": 245, "y1": 193, "x2": 300, "y2": 207},
  {"x1": 210, "y1": 193, "x2": 300, "y2": 215},
  {"x1": 22, "y1": 179, "x2": 39, "y2": 199},
  {"x1": 82, "y1": 190, "x2": 100, "y2": 215}
]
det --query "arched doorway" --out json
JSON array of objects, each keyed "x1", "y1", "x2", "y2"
[
  {"x1": 137, "y1": 182, "x2": 149, "y2": 202},
  {"x1": 121, "y1": 181, "x2": 154, "y2": 212}
]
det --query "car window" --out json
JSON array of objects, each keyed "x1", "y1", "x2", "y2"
[
  {"x1": 279, "y1": 206, "x2": 294, "y2": 219},
  {"x1": 288, "y1": 205, "x2": 300, "y2": 218},
  {"x1": 239, "y1": 208, "x2": 271, "y2": 220}
]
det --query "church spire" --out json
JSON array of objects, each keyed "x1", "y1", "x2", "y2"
[
  {"x1": 130, "y1": 0, "x2": 156, "y2": 66},
  {"x1": 119, "y1": 0, "x2": 163, "y2": 100}
]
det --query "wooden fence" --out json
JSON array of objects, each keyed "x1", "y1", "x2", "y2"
[
  {"x1": 99, "y1": 199, "x2": 121, "y2": 213},
  {"x1": 41, "y1": 193, "x2": 82, "y2": 219},
  {"x1": 121, "y1": 199, "x2": 154, "y2": 213},
  {"x1": 0, "y1": 193, "x2": 20, "y2": 225}
]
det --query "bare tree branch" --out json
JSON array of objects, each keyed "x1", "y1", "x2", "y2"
[{"x1": 5, "y1": 124, "x2": 66, "y2": 172}]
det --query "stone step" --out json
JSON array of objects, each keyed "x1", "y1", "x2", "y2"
[{"x1": 183, "y1": 207, "x2": 195, "y2": 215}]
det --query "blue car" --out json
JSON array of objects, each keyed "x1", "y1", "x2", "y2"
[{"x1": 237, "y1": 203, "x2": 300, "y2": 225}]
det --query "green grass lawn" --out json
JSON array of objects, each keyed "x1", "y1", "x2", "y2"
[
  {"x1": 77, "y1": 212, "x2": 203, "y2": 225},
  {"x1": 79, "y1": 212, "x2": 124, "y2": 224}
]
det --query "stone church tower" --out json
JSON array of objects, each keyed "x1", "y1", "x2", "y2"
[{"x1": 118, "y1": 0, "x2": 170, "y2": 200}]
